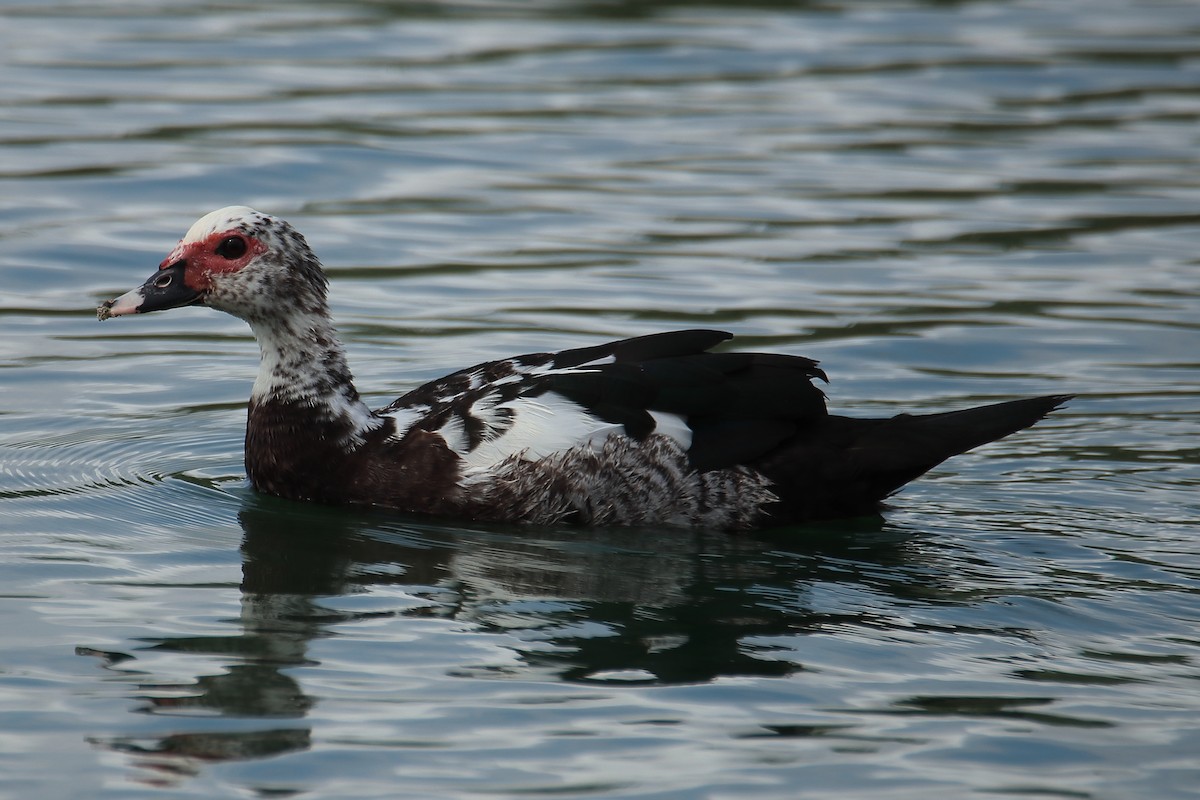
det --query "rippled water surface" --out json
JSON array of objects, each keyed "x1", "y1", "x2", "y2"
[{"x1": 3, "y1": 1, "x2": 1199, "y2": 797}]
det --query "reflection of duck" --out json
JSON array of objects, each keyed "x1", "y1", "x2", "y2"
[
  {"x1": 83, "y1": 497, "x2": 947, "y2": 776},
  {"x1": 100, "y1": 206, "x2": 1069, "y2": 527},
  {"x1": 234, "y1": 499, "x2": 950, "y2": 685}
]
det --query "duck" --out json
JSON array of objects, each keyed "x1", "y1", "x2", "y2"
[{"x1": 99, "y1": 206, "x2": 1070, "y2": 530}]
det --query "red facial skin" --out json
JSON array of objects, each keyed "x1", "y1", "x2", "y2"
[{"x1": 159, "y1": 231, "x2": 268, "y2": 292}]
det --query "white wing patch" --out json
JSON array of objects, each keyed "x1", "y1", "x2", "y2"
[
  {"x1": 556, "y1": 354, "x2": 616, "y2": 369},
  {"x1": 466, "y1": 391, "x2": 512, "y2": 433},
  {"x1": 649, "y1": 411, "x2": 692, "y2": 450},
  {"x1": 459, "y1": 391, "x2": 623, "y2": 474},
  {"x1": 437, "y1": 414, "x2": 470, "y2": 454},
  {"x1": 376, "y1": 359, "x2": 688, "y2": 476},
  {"x1": 380, "y1": 405, "x2": 429, "y2": 441}
]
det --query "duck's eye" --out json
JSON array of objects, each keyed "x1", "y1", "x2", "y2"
[{"x1": 215, "y1": 236, "x2": 248, "y2": 260}]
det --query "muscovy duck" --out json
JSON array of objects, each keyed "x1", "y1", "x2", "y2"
[{"x1": 99, "y1": 206, "x2": 1069, "y2": 529}]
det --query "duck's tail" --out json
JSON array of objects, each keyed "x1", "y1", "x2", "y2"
[{"x1": 758, "y1": 394, "x2": 1073, "y2": 523}]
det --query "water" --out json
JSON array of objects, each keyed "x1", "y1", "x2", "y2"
[{"x1": 2, "y1": 0, "x2": 1199, "y2": 797}]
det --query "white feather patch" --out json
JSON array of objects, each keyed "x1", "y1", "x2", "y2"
[
  {"x1": 468, "y1": 392, "x2": 511, "y2": 434},
  {"x1": 570, "y1": 354, "x2": 616, "y2": 369},
  {"x1": 649, "y1": 411, "x2": 692, "y2": 450},
  {"x1": 381, "y1": 405, "x2": 428, "y2": 440},
  {"x1": 459, "y1": 391, "x2": 622, "y2": 474},
  {"x1": 437, "y1": 415, "x2": 469, "y2": 454},
  {"x1": 183, "y1": 205, "x2": 263, "y2": 243}
]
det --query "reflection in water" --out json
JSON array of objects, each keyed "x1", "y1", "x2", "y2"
[
  {"x1": 91, "y1": 728, "x2": 311, "y2": 784},
  {"x1": 87, "y1": 497, "x2": 950, "y2": 775}
]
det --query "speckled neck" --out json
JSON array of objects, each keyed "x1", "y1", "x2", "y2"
[{"x1": 247, "y1": 307, "x2": 381, "y2": 444}]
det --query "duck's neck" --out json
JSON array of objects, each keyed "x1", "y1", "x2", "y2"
[
  {"x1": 242, "y1": 310, "x2": 389, "y2": 504},
  {"x1": 247, "y1": 311, "x2": 381, "y2": 443}
]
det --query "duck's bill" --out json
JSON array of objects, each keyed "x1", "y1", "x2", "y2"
[{"x1": 97, "y1": 261, "x2": 202, "y2": 321}]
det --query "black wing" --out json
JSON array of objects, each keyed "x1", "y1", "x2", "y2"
[{"x1": 378, "y1": 329, "x2": 828, "y2": 472}]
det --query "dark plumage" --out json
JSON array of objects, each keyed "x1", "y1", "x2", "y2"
[{"x1": 99, "y1": 206, "x2": 1070, "y2": 530}]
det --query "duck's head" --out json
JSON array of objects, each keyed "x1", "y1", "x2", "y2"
[{"x1": 99, "y1": 206, "x2": 328, "y2": 323}]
